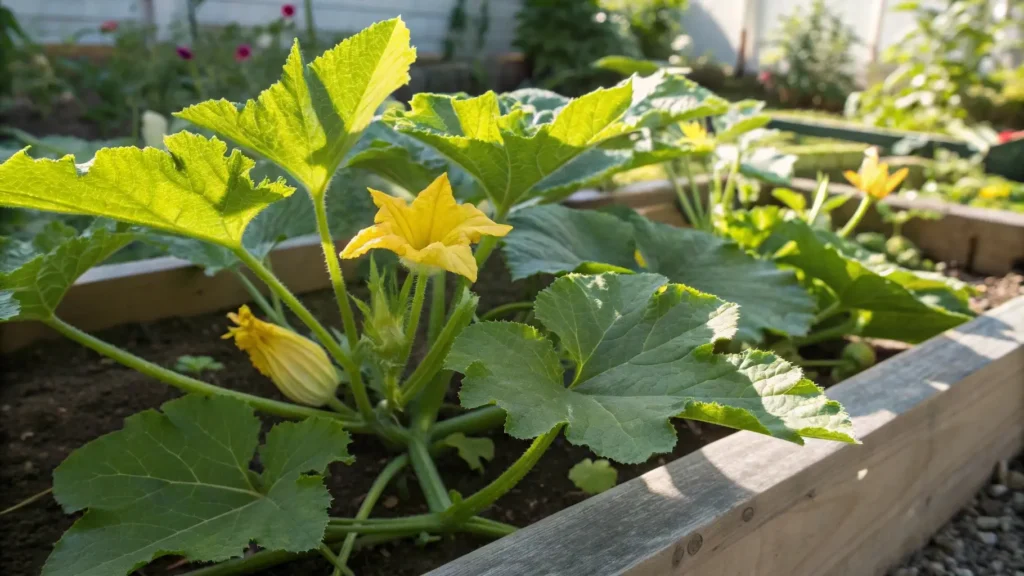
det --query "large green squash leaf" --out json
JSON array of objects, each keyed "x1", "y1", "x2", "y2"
[
  {"x1": 766, "y1": 221, "x2": 972, "y2": 342},
  {"x1": 385, "y1": 72, "x2": 727, "y2": 209},
  {"x1": 0, "y1": 223, "x2": 134, "y2": 321},
  {"x1": 630, "y1": 215, "x2": 816, "y2": 341},
  {"x1": 0, "y1": 132, "x2": 294, "y2": 247},
  {"x1": 177, "y1": 19, "x2": 416, "y2": 194},
  {"x1": 446, "y1": 273, "x2": 855, "y2": 464},
  {"x1": 502, "y1": 205, "x2": 816, "y2": 341},
  {"x1": 503, "y1": 205, "x2": 636, "y2": 278},
  {"x1": 45, "y1": 395, "x2": 352, "y2": 576}
]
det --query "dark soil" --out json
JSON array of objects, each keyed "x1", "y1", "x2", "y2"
[
  {"x1": 0, "y1": 260, "x2": 731, "y2": 576},
  {"x1": 2, "y1": 260, "x2": 1019, "y2": 576}
]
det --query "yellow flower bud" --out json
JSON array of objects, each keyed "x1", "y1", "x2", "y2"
[{"x1": 223, "y1": 306, "x2": 340, "y2": 407}]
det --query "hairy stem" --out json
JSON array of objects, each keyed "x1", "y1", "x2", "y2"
[
  {"x1": 232, "y1": 270, "x2": 286, "y2": 326},
  {"x1": 720, "y1": 153, "x2": 741, "y2": 215},
  {"x1": 665, "y1": 162, "x2": 700, "y2": 228},
  {"x1": 44, "y1": 316, "x2": 362, "y2": 427},
  {"x1": 408, "y1": 434, "x2": 452, "y2": 512},
  {"x1": 443, "y1": 425, "x2": 562, "y2": 524},
  {"x1": 793, "y1": 313, "x2": 861, "y2": 347},
  {"x1": 399, "y1": 295, "x2": 476, "y2": 407},
  {"x1": 838, "y1": 194, "x2": 874, "y2": 238},
  {"x1": 234, "y1": 249, "x2": 376, "y2": 425},
  {"x1": 427, "y1": 272, "x2": 446, "y2": 345},
  {"x1": 682, "y1": 159, "x2": 706, "y2": 224},
  {"x1": 312, "y1": 192, "x2": 359, "y2": 350},
  {"x1": 429, "y1": 405, "x2": 507, "y2": 441},
  {"x1": 479, "y1": 301, "x2": 533, "y2": 322},
  {"x1": 399, "y1": 272, "x2": 429, "y2": 370},
  {"x1": 335, "y1": 455, "x2": 410, "y2": 572}
]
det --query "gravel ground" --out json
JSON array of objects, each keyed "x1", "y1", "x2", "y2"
[{"x1": 889, "y1": 455, "x2": 1024, "y2": 576}]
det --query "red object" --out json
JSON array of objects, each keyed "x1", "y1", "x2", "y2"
[
  {"x1": 997, "y1": 130, "x2": 1024, "y2": 144},
  {"x1": 100, "y1": 20, "x2": 118, "y2": 34},
  {"x1": 758, "y1": 70, "x2": 772, "y2": 85},
  {"x1": 235, "y1": 44, "x2": 252, "y2": 62},
  {"x1": 176, "y1": 46, "x2": 194, "y2": 61},
  {"x1": 282, "y1": 4, "x2": 296, "y2": 18}
]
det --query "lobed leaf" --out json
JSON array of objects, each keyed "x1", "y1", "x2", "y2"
[
  {"x1": 447, "y1": 273, "x2": 855, "y2": 464},
  {"x1": 0, "y1": 224, "x2": 135, "y2": 322},
  {"x1": 765, "y1": 220, "x2": 973, "y2": 342},
  {"x1": 502, "y1": 205, "x2": 816, "y2": 341},
  {"x1": 45, "y1": 395, "x2": 352, "y2": 576},
  {"x1": 568, "y1": 458, "x2": 618, "y2": 495},
  {"x1": 386, "y1": 71, "x2": 727, "y2": 209},
  {"x1": 0, "y1": 133, "x2": 294, "y2": 247},
  {"x1": 177, "y1": 19, "x2": 416, "y2": 194}
]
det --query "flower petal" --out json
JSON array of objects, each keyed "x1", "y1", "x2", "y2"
[
  {"x1": 410, "y1": 241, "x2": 478, "y2": 281},
  {"x1": 369, "y1": 188, "x2": 420, "y2": 243},
  {"x1": 884, "y1": 167, "x2": 910, "y2": 195},
  {"x1": 843, "y1": 170, "x2": 863, "y2": 190},
  {"x1": 340, "y1": 225, "x2": 410, "y2": 260}
]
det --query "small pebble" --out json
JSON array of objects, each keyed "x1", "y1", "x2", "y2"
[
  {"x1": 1008, "y1": 471, "x2": 1024, "y2": 491},
  {"x1": 989, "y1": 484, "x2": 1009, "y2": 499},
  {"x1": 927, "y1": 561, "x2": 946, "y2": 575},
  {"x1": 953, "y1": 569, "x2": 973, "y2": 576},
  {"x1": 975, "y1": 516, "x2": 1000, "y2": 530},
  {"x1": 992, "y1": 560, "x2": 1004, "y2": 572},
  {"x1": 976, "y1": 531, "x2": 998, "y2": 546},
  {"x1": 1012, "y1": 492, "x2": 1024, "y2": 512},
  {"x1": 979, "y1": 498, "x2": 1005, "y2": 516}
]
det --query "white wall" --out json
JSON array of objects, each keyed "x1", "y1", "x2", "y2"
[
  {"x1": 6, "y1": 0, "x2": 520, "y2": 55},
  {"x1": 687, "y1": 0, "x2": 942, "y2": 73}
]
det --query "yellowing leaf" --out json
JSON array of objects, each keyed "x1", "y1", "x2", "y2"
[
  {"x1": 177, "y1": 19, "x2": 416, "y2": 194},
  {"x1": 0, "y1": 133, "x2": 294, "y2": 247}
]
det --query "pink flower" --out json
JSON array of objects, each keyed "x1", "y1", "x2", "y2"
[
  {"x1": 997, "y1": 130, "x2": 1024, "y2": 144},
  {"x1": 176, "y1": 46, "x2": 194, "y2": 61},
  {"x1": 282, "y1": 4, "x2": 296, "y2": 18},
  {"x1": 758, "y1": 70, "x2": 773, "y2": 85},
  {"x1": 235, "y1": 44, "x2": 252, "y2": 62},
  {"x1": 100, "y1": 20, "x2": 119, "y2": 34}
]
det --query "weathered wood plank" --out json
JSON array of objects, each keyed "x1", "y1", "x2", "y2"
[
  {"x1": 0, "y1": 235, "x2": 352, "y2": 353},
  {"x1": 428, "y1": 296, "x2": 1024, "y2": 576}
]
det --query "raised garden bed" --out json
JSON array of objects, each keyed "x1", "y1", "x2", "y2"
[{"x1": 2, "y1": 183, "x2": 1022, "y2": 576}]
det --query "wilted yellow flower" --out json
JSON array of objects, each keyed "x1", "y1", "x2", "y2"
[
  {"x1": 223, "y1": 306, "x2": 340, "y2": 406},
  {"x1": 844, "y1": 148, "x2": 909, "y2": 200},
  {"x1": 340, "y1": 173, "x2": 512, "y2": 282},
  {"x1": 680, "y1": 122, "x2": 715, "y2": 154},
  {"x1": 979, "y1": 182, "x2": 1011, "y2": 199}
]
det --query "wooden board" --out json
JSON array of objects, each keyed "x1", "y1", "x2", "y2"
[
  {"x1": 429, "y1": 295, "x2": 1024, "y2": 576},
  {"x1": 788, "y1": 177, "x2": 1024, "y2": 276},
  {"x1": 0, "y1": 235, "x2": 352, "y2": 353}
]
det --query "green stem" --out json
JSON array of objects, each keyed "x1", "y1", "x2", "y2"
[
  {"x1": 797, "y1": 359, "x2": 848, "y2": 368},
  {"x1": 682, "y1": 159, "x2": 706, "y2": 224},
  {"x1": 234, "y1": 249, "x2": 376, "y2": 425},
  {"x1": 317, "y1": 544, "x2": 354, "y2": 576},
  {"x1": 443, "y1": 426, "x2": 562, "y2": 524},
  {"x1": 793, "y1": 313, "x2": 861, "y2": 347},
  {"x1": 399, "y1": 295, "x2": 476, "y2": 407},
  {"x1": 427, "y1": 273, "x2": 446, "y2": 346},
  {"x1": 408, "y1": 434, "x2": 452, "y2": 512},
  {"x1": 665, "y1": 162, "x2": 700, "y2": 228},
  {"x1": 188, "y1": 60, "x2": 206, "y2": 100},
  {"x1": 232, "y1": 270, "x2": 286, "y2": 326},
  {"x1": 312, "y1": 192, "x2": 359, "y2": 351},
  {"x1": 0, "y1": 487, "x2": 52, "y2": 517},
  {"x1": 44, "y1": 316, "x2": 362, "y2": 427},
  {"x1": 400, "y1": 272, "x2": 429, "y2": 369},
  {"x1": 263, "y1": 258, "x2": 293, "y2": 329},
  {"x1": 839, "y1": 195, "x2": 874, "y2": 238},
  {"x1": 326, "y1": 396, "x2": 360, "y2": 420},
  {"x1": 720, "y1": 153, "x2": 742, "y2": 216},
  {"x1": 806, "y1": 176, "x2": 830, "y2": 225},
  {"x1": 480, "y1": 301, "x2": 534, "y2": 322},
  {"x1": 335, "y1": 456, "x2": 410, "y2": 572},
  {"x1": 813, "y1": 301, "x2": 843, "y2": 325},
  {"x1": 429, "y1": 405, "x2": 506, "y2": 441}
]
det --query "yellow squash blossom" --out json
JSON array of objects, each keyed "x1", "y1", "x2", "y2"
[
  {"x1": 680, "y1": 122, "x2": 715, "y2": 154},
  {"x1": 340, "y1": 173, "x2": 512, "y2": 282},
  {"x1": 223, "y1": 306, "x2": 340, "y2": 407},
  {"x1": 979, "y1": 182, "x2": 1011, "y2": 200},
  {"x1": 843, "y1": 148, "x2": 910, "y2": 200}
]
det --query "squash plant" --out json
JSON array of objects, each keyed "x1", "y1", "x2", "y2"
[{"x1": 0, "y1": 19, "x2": 860, "y2": 576}]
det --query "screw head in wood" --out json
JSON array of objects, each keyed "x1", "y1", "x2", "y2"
[
  {"x1": 742, "y1": 506, "x2": 755, "y2": 522},
  {"x1": 687, "y1": 534, "x2": 703, "y2": 555}
]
